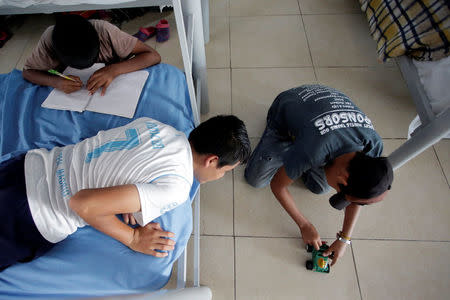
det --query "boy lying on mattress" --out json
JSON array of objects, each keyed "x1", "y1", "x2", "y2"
[
  {"x1": 0, "y1": 115, "x2": 251, "y2": 271},
  {"x1": 22, "y1": 14, "x2": 160, "y2": 96}
]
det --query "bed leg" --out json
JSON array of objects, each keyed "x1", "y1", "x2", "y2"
[
  {"x1": 388, "y1": 108, "x2": 450, "y2": 170},
  {"x1": 193, "y1": 190, "x2": 201, "y2": 287}
]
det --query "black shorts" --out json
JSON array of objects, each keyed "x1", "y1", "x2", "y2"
[{"x1": 0, "y1": 154, "x2": 54, "y2": 271}]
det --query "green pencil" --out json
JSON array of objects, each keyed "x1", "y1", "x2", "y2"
[{"x1": 48, "y1": 69, "x2": 76, "y2": 82}]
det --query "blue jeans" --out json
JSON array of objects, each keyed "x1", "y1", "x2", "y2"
[{"x1": 244, "y1": 125, "x2": 330, "y2": 194}]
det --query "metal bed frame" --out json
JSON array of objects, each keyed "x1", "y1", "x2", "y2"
[
  {"x1": 388, "y1": 56, "x2": 450, "y2": 170},
  {"x1": 0, "y1": 1, "x2": 211, "y2": 299}
]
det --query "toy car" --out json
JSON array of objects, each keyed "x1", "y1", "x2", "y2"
[{"x1": 305, "y1": 244, "x2": 331, "y2": 273}]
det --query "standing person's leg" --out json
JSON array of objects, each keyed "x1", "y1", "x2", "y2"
[
  {"x1": 0, "y1": 155, "x2": 54, "y2": 271},
  {"x1": 245, "y1": 126, "x2": 292, "y2": 188}
]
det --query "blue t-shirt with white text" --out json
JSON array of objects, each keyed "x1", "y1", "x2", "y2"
[{"x1": 268, "y1": 84, "x2": 383, "y2": 180}]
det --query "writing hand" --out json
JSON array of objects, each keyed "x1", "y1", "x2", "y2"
[
  {"x1": 129, "y1": 222, "x2": 176, "y2": 258},
  {"x1": 55, "y1": 75, "x2": 83, "y2": 94}
]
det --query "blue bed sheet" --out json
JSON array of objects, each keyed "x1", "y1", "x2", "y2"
[{"x1": 0, "y1": 64, "x2": 199, "y2": 299}]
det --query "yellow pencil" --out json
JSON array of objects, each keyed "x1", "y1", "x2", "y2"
[{"x1": 48, "y1": 69, "x2": 76, "y2": 82}]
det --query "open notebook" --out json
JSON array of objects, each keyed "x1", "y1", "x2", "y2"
[{"x1": 41, "y1": 63, "x2": 149, "y2": 118}]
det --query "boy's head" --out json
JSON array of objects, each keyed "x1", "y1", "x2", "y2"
[
  {"x1": 52, "y1": 15, "x2": 99, "y2": 69},
  {"x1": 189, "y1": 115, "x2": 251, "y2": 183},
  {"x1": 329, "y1": 152, "x2": 394, "y2": 210}
]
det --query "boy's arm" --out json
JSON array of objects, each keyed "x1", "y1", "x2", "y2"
[
  {"x1": 69, "y1": 184, "x2": 175, "y2": 257},
  {"x1": 22, "y1": 69, "x2": 83, "y2": 93},
  {"x1": 323, "y1": 203, "x2": 361, "y2": 266},
  {"x1": 87, "y1": 41, "x2": 161, "y2": 95},
  {"x1": 270, "y1": 166, "x2": 322, "y2": 250}
]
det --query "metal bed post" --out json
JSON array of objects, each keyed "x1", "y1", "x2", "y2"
[
  {"x1": 388, "y1": 56, "x2": 450, "y2": 170},
  {"x1": 388, "y1": 108, "x2": 450, "y2": 170},
  {"x1": 201, "y1": 0, "x2": 210, "y2": 44},
  {"x1": 173, "y1": 0, "x2": 204, "y2": 293},
  {"x1": 178, "y1": 0, "x2": 209, "y2": 115}
]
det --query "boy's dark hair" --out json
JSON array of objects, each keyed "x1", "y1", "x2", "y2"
[
  {"x1": 188, "y1": 115, "x2": 251, "y2": 167},
  {"x1": 52, "y1": 15, "x2": 100, "y2": 69},
  {"x1": 329, "y1": 152, "x2": 394, "y2": 210},
  {"x1": 343, "y1": 152, "x2": 393, "y2": 199}
]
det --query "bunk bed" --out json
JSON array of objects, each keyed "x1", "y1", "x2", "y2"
[
  {"x1": 358, "y1": 0, "x2": 449, "y2": 170},
  {"x1": 0, "y1": 1, "x2": 211, "y2": 299}
]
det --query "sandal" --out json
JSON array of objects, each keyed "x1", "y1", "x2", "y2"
[
  {"x1": 133, "y1": 26, "x2": 156, "y2": 42},
  {"x1": 0, "y1": 30, "x2": 12, "y2": 48},
  {"x1": 156, "y1": 19, "x2": 170, "y2": 42}
]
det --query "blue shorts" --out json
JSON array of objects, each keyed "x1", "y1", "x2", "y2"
[{"x1": 0, "y1": 155, "x2": 54, "y2": 271}]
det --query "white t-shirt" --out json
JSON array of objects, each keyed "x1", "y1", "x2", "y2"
[{"x1": 24, "y1": 118, "x2": 193, "y2": 243}]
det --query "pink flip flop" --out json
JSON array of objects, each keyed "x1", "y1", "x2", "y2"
[
  {"x1": 156, "y1": 19, "x2": 170, "y2": 42},
  {"x1": 133, "y1": 26, "x2": 156, "y2": 42}
]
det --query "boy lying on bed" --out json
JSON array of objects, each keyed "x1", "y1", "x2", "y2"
[
  {"x1": 0, "y1": 115, "x2": 250, "y2": 271},
  {"x1": 22, "y1": 14, "x2": 161, "y2": 96}
]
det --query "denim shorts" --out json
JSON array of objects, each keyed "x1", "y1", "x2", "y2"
[{"x1": 244, "y1": 125, "x2": 330, "y2": 194}]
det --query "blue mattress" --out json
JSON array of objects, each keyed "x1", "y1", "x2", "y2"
[{"x1": 0, "y1": 64, "x2": 199, "y2": 299}]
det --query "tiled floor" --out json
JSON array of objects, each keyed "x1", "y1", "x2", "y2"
[{"x1": 1, "y1": 0, "x2": 449, "y2": 299}]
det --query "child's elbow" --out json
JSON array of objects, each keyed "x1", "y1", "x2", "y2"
[
  {"x1": 153, "y1": 51, "x2": 161, "y2": 64},
  {"x1": 69, "y1": 190, "x2": 92, "y2": 219},
  {"x1": 22, "y1": 69, "x2": 31, "y2": 80}
]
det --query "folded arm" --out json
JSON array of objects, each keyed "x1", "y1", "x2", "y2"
[{"x1": 69, "y1": 184, "x2": 175, "y2": 257}]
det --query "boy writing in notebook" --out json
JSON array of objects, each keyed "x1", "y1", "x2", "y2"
[{"x1": 22, "y1": 14, "x2": 161, "y2": 96}]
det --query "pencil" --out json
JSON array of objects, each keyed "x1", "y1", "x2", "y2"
[{"x1": 48, "y1": 69, "x2": 76, "y2": 82}]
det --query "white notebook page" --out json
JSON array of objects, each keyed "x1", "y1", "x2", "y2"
[{"x1": 41, "y1": 63, "x2": 148, "y2": 118}]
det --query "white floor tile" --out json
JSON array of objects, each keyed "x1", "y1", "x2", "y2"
[
  {"x1": 206, "y1": 16, "x2": 230, "y2": 68},
  {"x1": 230, "y1": 16, "x2": 311, "y2": 68},
  {"x1": 210, "y1": 0, "x2": 230, "y2": 17},
  {"x1": 202, "y1": 68, "x2": 231, "y2": 121},
  {"x1": 298, "y1": 0, "x2": 362, "y2": 14},
  {"x1": 235, "y1": 237, "x2": 360, "y2": 300},
  {"x1": 0, "y1": 37, "x2": 28, "y2": 73},
  {"x1": 230, "y1": 0, "x2": 300, "y2": 16},
  {"x1": 200, "y1": 171, "x2": 234, "y2": 235},
  {"x1": 231, "y1": 67, "x2": 316, "y2": 137},
  {"x1": 303, "y1": 14, "x2": 381, "y2": 66},
  {"x1": 354, "y1": 140, "x2": 450, "y2": 240},
  {"x1": 353, "y1": 240, "x2": 450, "y2": 300},
  {"x1": 165, "y1": 236, "x2": 235, "y2": 300},
  {"x1": 434, "y1": 140, "x2": 450, "y2": 186}
]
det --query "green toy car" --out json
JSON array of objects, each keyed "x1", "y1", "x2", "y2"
[{"x1": 305, "y1": 244, "x2": 331, "y2": 273}]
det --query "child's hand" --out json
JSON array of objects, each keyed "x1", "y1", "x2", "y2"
[
  {"x1": 323, "y1": 239, "x2": 347, "y2": 266},
  {"x1": 87, "y1": 65, "x2": 118, "y2": 96},
  {"x1": 300, "y1": 222, "x2": 322, "y2": 250},
  {"x1": 123, "y1": 213, "x2": 137, "y2": 225},
  {"x1": 129, "y1": 222, "x2": 176, "y2": 257},
  {"x1": 55, "y1": 75, "x2": 83, "y2": 94}
]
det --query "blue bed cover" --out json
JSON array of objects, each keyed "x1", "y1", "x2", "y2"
[{"x1": 0, "y1": 64, "x2": 199, "y2": 299}]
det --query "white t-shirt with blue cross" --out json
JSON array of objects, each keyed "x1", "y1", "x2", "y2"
[{"x1": 24, "y1": 117, "x2": 193, "y2": 243}]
